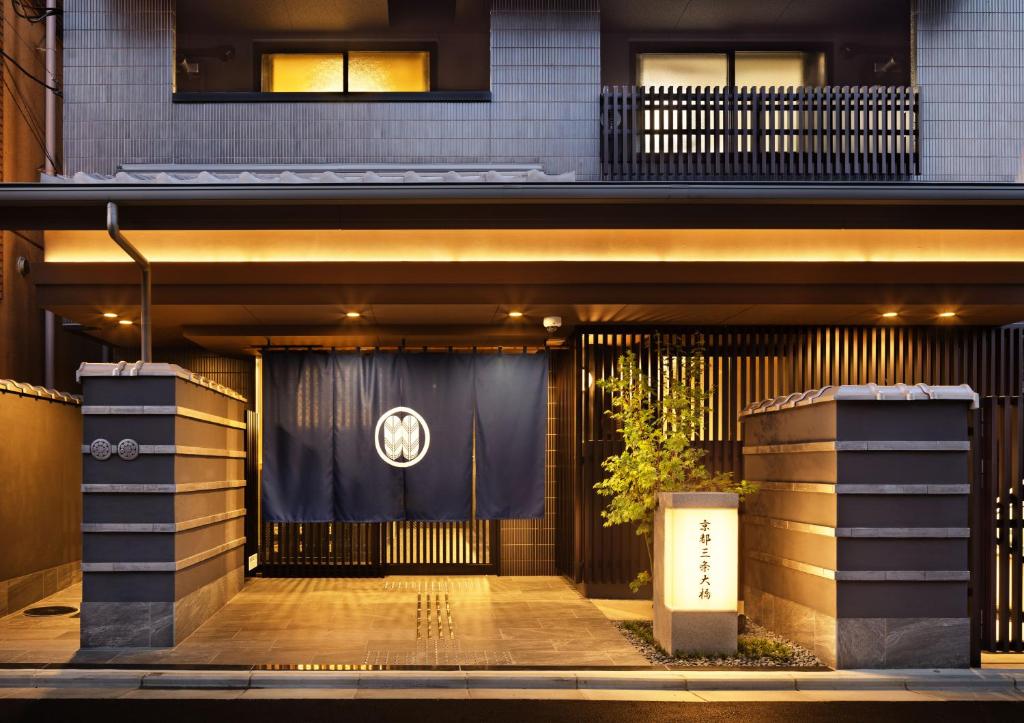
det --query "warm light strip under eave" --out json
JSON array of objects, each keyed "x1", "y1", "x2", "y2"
[{"x1": 43, "y1": 228, "x2": 1024, "y2": 264}]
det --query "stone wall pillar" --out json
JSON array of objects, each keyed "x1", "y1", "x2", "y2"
[
  {"x1": 740, "y1": 383, "x2": 977, "y2": 669},
  {"x1": 78, "y1": 362, "x2": 247, "y2": 648}
]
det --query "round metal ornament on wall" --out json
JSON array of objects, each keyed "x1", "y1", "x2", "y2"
[
  {"x1": 117, "y1": 438, "x2": 140, "y2": 461},
  {"x1": 89, "y1": 438, "x2": 112, "y2": 461}
]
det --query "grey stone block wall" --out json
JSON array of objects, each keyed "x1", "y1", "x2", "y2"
[
  {"x1": 916, "y1": 0, "x2": 1024, "y2": 181},
  {"x1": 62, "y1": 0, "x2": 601, "y2": 179},
  {"x1": 740, "y1": 384, "x2": 976, "y2": 669},
  {"x1": 78, "y1": 363, "x2": 247, "y2": 648}
]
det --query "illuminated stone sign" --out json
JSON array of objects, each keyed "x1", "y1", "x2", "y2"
[{"x1": 654, "y1": 492, "x2": 739, "y2": 655}]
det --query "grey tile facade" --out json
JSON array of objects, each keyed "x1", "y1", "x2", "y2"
[
  {"x1": 62, "y1": 0, "x2": 601, "y2": 179},
  {"x1": 916, "y1": 0, "x2": 1024, "y2": 181},
  {"x1": 61, "y1": 1, "x2": 1024, "y2": 183}
]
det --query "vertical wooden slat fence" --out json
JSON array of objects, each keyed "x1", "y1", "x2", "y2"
[
  {"x1": 558, "y1": 326, "x2": 1023, "y2": 607},
  {"x1": 976, "y1": 395, "x2": 1024, "y2": 653},
  {"x1": 600, "y1": 85, "x2": 919, "y2": 181}
]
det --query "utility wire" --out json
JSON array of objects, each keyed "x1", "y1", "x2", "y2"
[
  {"x1": 9, "y1": 0, "x2": 58, "y2": 23},
  {"x1": 0, "y1": 47, "x2": 60, "y2": 94},
  {"x1": 1, "y1": 65, "x2": 58, "y2": 170},
  {"x1": 1, "y1": 9, "x2": 53, "y2": 80}
]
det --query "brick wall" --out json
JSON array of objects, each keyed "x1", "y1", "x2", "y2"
[
  {"x1": 915, "y1": 0, "x2": 1024, "y2": 181},
  {"x1": 62, "y1": 0, "x2": 601, "y2": 179}
]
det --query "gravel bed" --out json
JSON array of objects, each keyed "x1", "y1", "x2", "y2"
[{"x1": 614, "y1": 618, "x2": 822, "y2": 668}]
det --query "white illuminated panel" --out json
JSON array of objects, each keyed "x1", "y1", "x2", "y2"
[{"x1": 663, "y1": 506, "x2": 738, "y2": 612}]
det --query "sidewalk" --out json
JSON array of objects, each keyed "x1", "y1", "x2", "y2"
[{"x1": 1, "y1": 667, "x2": 1024, "y2": 702}]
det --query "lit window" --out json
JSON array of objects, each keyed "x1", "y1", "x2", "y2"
[
  {"x1": 735, "y1": 51, "x2": 825, "y2": 88},
  {"x1": 638, "y1": 53, "x2": 727, "y2": 89},
  {"x1": 259, "y1": 50, "x2": 430, "y2": 93},
  {"x1": 348, "y1": 51, "x2": 430, "y2": 92},
  {"x1": 261, "y1": 53, "x2": 344, "y2": 93}
]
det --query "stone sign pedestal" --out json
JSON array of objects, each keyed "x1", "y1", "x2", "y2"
[
  {"x1": 78, "y1": 362, "x2": 247, "y2": 648},
  {"x1": 740, "y1": 383, "x2": 977, "y2": 669},
  {"x1": 654, "y1": 492, "x2": 739, "y2": 656}
]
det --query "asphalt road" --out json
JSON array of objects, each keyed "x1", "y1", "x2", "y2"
[{"x1": 0, "y1": 700, "x2": 1022, "y2": 723}]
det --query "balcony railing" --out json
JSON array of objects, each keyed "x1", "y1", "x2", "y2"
[{"x1": 600, "y1": 85, "x2": 919, "y2": 182}]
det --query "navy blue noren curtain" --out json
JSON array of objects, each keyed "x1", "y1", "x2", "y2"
[
  {"x1": 262, "y1": 351, "x2": 545, "y2": 522},
  {"x1": 262, "y1": 352, "x2": 335, "y2": 523},
  {"x1": 332, "y1": 353, "x2": 405, "y2": 522},
  {"x1": 474, "y1": 353, "x2": 547, "y2": 520}
]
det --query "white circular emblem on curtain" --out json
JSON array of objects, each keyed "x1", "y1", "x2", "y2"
[{"x1": 374, "y1": 406, "x2": 430, "y2": 468}]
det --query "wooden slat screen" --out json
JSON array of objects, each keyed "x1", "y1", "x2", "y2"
[
  {"x1": 557, "y1": 326, "x2": 1023, "y2": 598},
  {"x1": 976, "y1": 395, "x2": 1024, "y2": 654},
  {"x1": 600, "y1": 85, "x2": 920, "y2": 181}
]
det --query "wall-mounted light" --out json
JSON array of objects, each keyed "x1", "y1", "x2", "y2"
[
  {"x1": 938, "y1": 311, "x2": 957, "y2": 319},
  {"x1": 508, "y1": 311, "x2": 524, "y2": 318},
  {"x1": 345, "y1": 311, "x2": 361, "y2": 319},
  {"x1": 102, "y1": 312, "x2": 119, "y2": 319},
  {"x1": 118, "y1": 319, "x2": 134, "y2": 326},
  {"x1": 881, "y1": 311, "x2": 899, "y2": 319}
]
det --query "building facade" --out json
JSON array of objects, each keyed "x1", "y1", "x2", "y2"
[{"x1": 0, "y1": 0, "x2": 1023, "y2": 666}]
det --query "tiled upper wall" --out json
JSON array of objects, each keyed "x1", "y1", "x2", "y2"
[
  {"x1": 62, "y1": 0, "x2": 1024, "y2": 183},
  {"x1": 62, "y1": 0, "x2": 602, "y2": 179},
  {"x1": 916, "y1": 0, "x2": 1024, "y2": 181}
]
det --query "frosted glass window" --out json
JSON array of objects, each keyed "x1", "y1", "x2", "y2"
[
  {"x1": 735, "y1": 51, "x2": 825, "y2": 88},
  {"x1": 348, "y1": 51, "x2": 430, "y2": 92},
  {"x1": 261, "y1": 53, "x2": 345, "y2": 93},
  {"x1": 638, "y1": 53, "x2": 728, "y2": 89}
]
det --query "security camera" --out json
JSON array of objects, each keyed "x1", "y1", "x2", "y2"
[{"x1": 543, "y1": 316, "x2": 562, "y2": 333}]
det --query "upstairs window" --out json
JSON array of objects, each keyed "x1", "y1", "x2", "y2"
[
  {"x1": 260, "y1": 50, "x2": 431, "y2": 93},
  {"x1": 637, "y1": 50, "x2": 826, "y2": 88}
]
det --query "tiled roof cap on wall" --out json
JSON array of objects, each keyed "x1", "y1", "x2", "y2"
[
  {"x1": 740, "y1": 383, "x2": 979, "y2": 417},
  {"x1": 76, "y1": 362, "x2": 247, "y2": 402},
  {"x1": 43, "y1": 165, "x2": 576, "y2": 185},
  {"x1": 0, "y1": 379, "x2": 81, "y2": 405}
]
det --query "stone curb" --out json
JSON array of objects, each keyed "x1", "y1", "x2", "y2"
[{"x1": 0, "y1": 669, "x2": 1020, "y2": 693}]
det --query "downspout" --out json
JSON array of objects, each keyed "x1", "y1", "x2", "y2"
[
  {"x1": 106, "y1": 203, "x2": 152, "y2": 363},
  {"x1": 43, "y1": 0, "x2": 58, "y2": 386}
]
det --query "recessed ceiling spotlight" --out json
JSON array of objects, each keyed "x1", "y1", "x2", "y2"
[
  {"x1": 938, "y1": 311, "x2": 957, "y2": 318},
  {"x1": 345, "y1": 311, "x2": 361, "y2": 318},
  {"x1": 118, "y1": 319, "x2": 133, "y2": 326},
  {"x1": 881, "y1": 311, "x2": 899, "y2": 318},
  {"x1": 102, "y1": 312, "x2": 119, "y2": 319},
  {"x1": 508, "y1": 311, "x2": 524, "y2": 318}
]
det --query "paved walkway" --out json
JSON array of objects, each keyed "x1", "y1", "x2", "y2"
[{"x1": 0, "y1": 576, "x2": 648, "y2": 667}]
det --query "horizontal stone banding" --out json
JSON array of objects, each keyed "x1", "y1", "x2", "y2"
[
  {"x1": 82, "y1": 405, "x2": 246, "y2": 430},
  {"x1": 81, "y1": 537, "x2": 245, "y2": 572},
  {"x1": 835, "y1": 570, "x2": 970, "y2": 582},
  {"x1": 77, "y1": 362, "x2": 247, "y2": 402},
  {"x1": 754, "y1": 481, "x2": 970, "y2": 495},
  {"x1": 747, "y1": 550, "x2": 836, "y2": 580},
  {"x1": 743, "y1": 513, "x2": 836, "y2": 537},
  {"x1": 835, "y1": 527, "x2": 970, "y2": 538},
  {"x1": 743, "y1": 441, "x2": 971, "y2": 455},
  {"x1": 82, "y1": 508, "x2": 246, "y2": 533},
  {"x1": 82, "y1": 480, "x2": 247, "y2": 494},
  {"x1": 82, "y1": 444, "x2": 246, "y2": 458}
]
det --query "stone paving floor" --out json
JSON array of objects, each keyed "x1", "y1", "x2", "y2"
[{"x1": 0, "y1": 576, "x2": 649, "y2": 667}]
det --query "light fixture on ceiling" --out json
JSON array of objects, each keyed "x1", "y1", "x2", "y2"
[
  {"x1": 102, "y1": 312, "x2": 119, "y2": 319},
  {"x1": 508, "y1": 311, "x2": 524, "y2": 318},
  {"x1": 118, "y1": 319, "x2": 133, "y2": 326},
  {"x1": 938, "y1": 311, "x2": 958, "y2": 318},
  {"x1": 345, "y1": 311, "x2": 361, "y2": 319},
  {"x1": 881, "y1": 311, "x2": 899, "y2": 318}
]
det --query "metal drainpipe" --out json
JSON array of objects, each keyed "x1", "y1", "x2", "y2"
[
  {"x1": 43, "y1": 0, "x2": 58, "y2": 386},
  {"x1": 106, "y1": 203, "x2": 152, "y2": 363}
]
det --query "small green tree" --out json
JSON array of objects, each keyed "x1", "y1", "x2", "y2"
[{"x1": 595, "y1": 341, "x2": 756, "y2": 592}]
